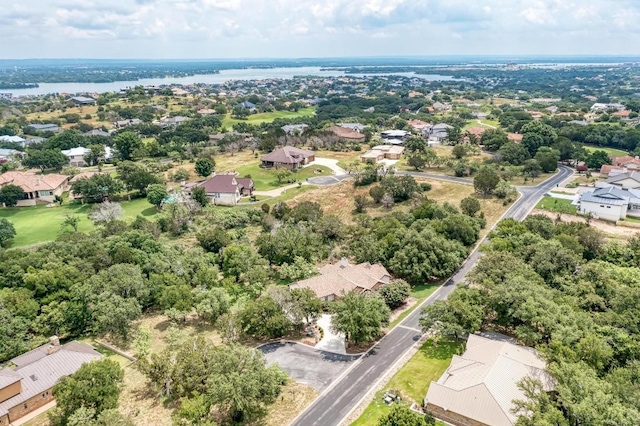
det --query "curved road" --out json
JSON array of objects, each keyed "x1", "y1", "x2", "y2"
[{"x1": 290, "y1": 165, "x2": 574, "y2": 426}]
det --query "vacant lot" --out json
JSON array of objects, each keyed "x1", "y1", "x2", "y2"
[
  {"x1": 236, "y1": 163, "x2": 332, "y2": 191},
  {"x1": 351, "y1": 338, "x2": 463, "y2": 426},
  {"x1": 0, "y1": 198, "x2": 158, "y2": 248},
  {"x1": 222, "y1": 107, "x2": 316, "y2": 129},
  {"x1": 583, "y1": 144, "x2": 628, "y2": 157},
  {"x1": 536, "y1": 197, "x2": 577, "y2": 214}
]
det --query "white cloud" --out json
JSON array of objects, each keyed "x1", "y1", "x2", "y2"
[{"x1": 0, "y1": 0, "x2": 639, "y2": 57}]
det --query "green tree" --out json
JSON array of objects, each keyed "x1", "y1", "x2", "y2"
[
  {"x1": 378, "y1": 404, "x2": 434, "y2": 426},
  {"x1": 51, "y1": 359, "x2": 124, "y2": 425},
  {"x1": 460, "y1": 197, "x2": 481, "y2": 216},
  {"x1": 239, "y1": 296, "x2": 292, "y2": 338},
  {"x1": 452, "y1": 144, "x2": 467, "y2": 159},
  {"x1": 404, "y1": 136, "x2": 427, "y2": 153},
  {"x1": 61, "y1": 214, "x2": 80, "y2": 232},
  {"x1": 71, "y1": 174, "x2": 124, "y2": 203},
  {"x1": 407, "y1": 155, "x2": 426, "y2": 171},
  {"x1": 194, "y1": 287, "x2": 231, "y2": 324},
  {"x1": 195, "y1": 158, "x2": 214, "y2": 178},
  {"x1": 116, "y1": 161, "x2": 161, "y2": 195},
  {"x1": 331, "y1": 292, "x2": 390, "y2": 345},
  {"x1": 498, "y1": 141, "x2": 530, "y2": 165},
  {"x1": 522, "y1": 159, "x2": 542, "y2": 180},
  {"x1": 586, "y1": 150, "x2": 611, "y2": 169},
  {"x1": 273, "y1": 168, "x2": 292, "y2": 183},
  {"x1": 207, "y1": 344, "x2": 288, "y2": 423},
  {"x1": 197, "y1": 227, "x2": 231, "y2": 253},
  {"x1": 113, "y1": 132, "x2": 143, "y2": 161},
  {"x1": 84, "y1": 144, "x2": 106, "y2": 166},
  {"x1": 146, "y1": 184, "x2": 168, "y2": 208},
  {"x1": 0, "y1": 184, "x2": 24, "y2": 207},
  {"x1": 420, "y1": 287, "x2": 484, "y2": 341},
  {"x1": 379, "y1": 280, "x2": 411, "y2": 309},
  {"x1": 534, "y1": 147, "x2": 560, "y2": 173},
  {"x1": 191, "y1": 186, "x2": 209, "y2": 207},
  {"x1": 24, "y1": 149, "x2": 68, "y2": 171},
  {"x1": 473, "y1": 167, "x2": 500, "y2": 197},
  {"x1": 0, "y1": 218, "x2": 16, "y2": 245}
]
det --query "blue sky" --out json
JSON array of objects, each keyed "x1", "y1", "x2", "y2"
[{"x1": 2, "y1": 0, "x2": 640, "y2": 58}]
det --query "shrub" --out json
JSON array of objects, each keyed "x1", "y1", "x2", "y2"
[
  {"x1": 379, "y1": 280, "x2": 411, "y2": 309},
  {"x1": 420, "y1": 182, "x2": 432, "y2": 192}
]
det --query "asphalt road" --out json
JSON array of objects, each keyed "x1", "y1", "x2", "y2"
[
  {"x1": 258, "y1": 342, "x2": 358, "y2": 392},
  {"x1": 290, "y1": 165, "x2": 574, "y2": 426}
]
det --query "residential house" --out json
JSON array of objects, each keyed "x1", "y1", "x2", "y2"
[
  {"x1": 0, "y1": 338, "x2": 102, "y2": 426},
  {"x1": 26, "y1": 123, "x2": 60, "y2": 133},
  {"x1": 186, "y1": 173, "x2": 254, "y2": 206},
  {"x1": 472, "y1": 112, "x2": 488, "y2": 119},
  {"x1": 567, "y1": 120, "x2": 589, "y2": 126},
  {"x1": 84, "y1": 129, "x2": 111, "y2": 137},
  {"x1": 507, "y1": 133, "x2": 523, "y2": 143},
  {"x1": 432, "y1": 102, "x2": 451, "y2": 112},
  {"x1": 69, "y1": 96, "x2": 96, "y2": 105},
  {"x1": 605, "y1": 171, "x2": 640, "y2": 189},
  {"x1": 422, "y1": 123, "x2": 453, "y2": 143},
  {"x1": 613, "y1": 110, "x2": 632, "y2": 119},
  {"x1": 407, "y1": 120, "x2": 431, "y2": 132},
  {"x1": 290, "y1": 259, "x2": 391, "y2": 301},
  {"x1": 0, "y1": 149, "x2": 23, "y2": 163},
  {"x1": 234, "y1": 101, "x2": 256, "y2": 111},
  {"x1": 590, "y1": 102, "x2": 626, "y2": 112},
  {"x1": 281, "y1": 124, "x2": 309, "y2": 135},
  {"x1": 380, "y1": 129, "x2": 409, "y2": 144},
  {"x1": 155, "y1": 116, "x2": 189, "y2": 129},
  {"x1": 574, "y1": 186, "x2": 640, "y2": 221},
  {"x1": 337, "y1": 123, "x2": 368, "y2": 132},
  {"x1": 61, "y1": 146, "x2": 113, "y2": 167},
  {"x1": 360, "y1": 145, "x2": 404, "y2": 163},
  {"x1": 261, "y1": 146, "x2": 315, "y2": 170},
  {"x1": 425, "y1": 333, "x2": 554, "y2": 426},
  {"x1": 326, "y1": 126, "x2": 365, "y2": 141},
  {"x1": 0, "y1": 135, "x2": 25, "y2": 145},
  {"x1": 0, "y1": 171, "x2": 69, "y2": 206},
  {"x1": 113, "y1": 118, "x2": 142, "y2": 129}
]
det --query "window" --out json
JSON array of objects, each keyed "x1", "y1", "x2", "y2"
[
  {"x1": 607, "y1": 206, "x2": 611, "y2": 209},
  {"x1": 23, "y1": 403, "x2": 27, "y2": 409},
  {"x1": 214, "y1": 193, "x2": 220, "y2": 198}
]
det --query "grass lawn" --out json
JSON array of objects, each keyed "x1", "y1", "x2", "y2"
[
  {"x1": 0, "y1": 198, "x2": 158, "y2": 248},
  {"x1": 389, "y1": 284, "x2": 441, "y2": 328},
  {"x1": 235, "y1": 163, "x2": 333, "y2": 190},
  {"x1": 536, "y1": 197, "x2": 577, "y2": 214},
  {"x1": 583, "y1": 145, "x2": 628, "y2": 157},
  {"x1": 221, "y1": 107, "x2": 316, "y2": 129},
  {"x1": 351, "y1": 338, "x2": 464, "y2": 426}
]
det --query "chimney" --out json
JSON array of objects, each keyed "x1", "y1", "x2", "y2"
[
  {"x1": 46, "y1": 345, "x2": 58, "y2": 355},
  {"x1": 339, "y1": 257, "x2": 350, "y2": 268},
  {"x1": 49, "y1": 336, "x2": 60, "y2": 346}
]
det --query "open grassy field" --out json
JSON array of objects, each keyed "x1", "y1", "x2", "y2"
[
  {"x1": 221, "y1": 107, "x2": 316, "y2": 129},
  {"x1": 582, "y1": 145, "x2": 628, "y2": 157},
  {"x1": 0, "y1": 198, "x2": 158, "y2": 248},
  {"x1": 536, "y1": 196, "x2": 577, "y2": 214},
  {"x1": 351, "y1": 338, "x2": 464, "y2": 426},
  {"x1": 236, "y1": 163, "x2": 332, "y2": 191}
]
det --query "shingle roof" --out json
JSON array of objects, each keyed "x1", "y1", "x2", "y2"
[
  {"x1": 197, "y1": 174, "x2": 253, "y2": 194},
  {"x1": 606, "y1": 171, "x2": 640, "y2": 184},
  {"x1": 0, "y1": 341, "x2": 102, "y2": 417},
  {"x1": 261, "y1": 146, "x2": 315, "y2": 164},
  {"x1": 426, "y1": 334, "x2": 554, "y2": 426},
  {"x1": 290, "y1": 259, "x2": 391, "y2": 299},
  {"x1": 326, "y1": 126, "x2": 366, "y2": 140}
]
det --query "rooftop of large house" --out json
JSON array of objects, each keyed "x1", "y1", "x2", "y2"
[
  {"x1": 0, "y1": 171, "x2": 68, "y2": 193},
  {"x1": 425, "y1": 333, "x2": 554, "y2": 426},
  {"x1": 261, "y1": 146, "x2": 315, "y2": 165},
  {"x1": 326, "y1": 125, "x2": 366, "y2": 140},
  {"x1": 195, "y1": 173, "x2": 254, "y2": 194},
  {"x1": 0, "y1": 339, "x2": 102, "y2": 418},
  {"x1": 290, "y1": 258, "x2": 391, "y2": 300}
]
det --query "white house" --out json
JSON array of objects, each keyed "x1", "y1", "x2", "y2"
[
  {"x1": 380, "y1": 130, "x2": 409, "y2": 144},
  {"x1": 61, "y1": 147, "x2": 113, "y2": 167},
  {"x1": 186, "y1": 174, "x2": 254, "y2": 206},
  {"x1": 574, "y1": 186, "x2": 640, "y2": 222},
  {"x1": 604, "y1": 171, "x2": 640, "y2": 190}
]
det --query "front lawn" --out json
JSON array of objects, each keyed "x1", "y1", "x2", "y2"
[
  {"x1": 0, "y1": 198, "x2": 158, "y2": 248},
  {"x1": 351, "y1": 338, "x2": 464, "y2": 426},
  {"x1": 583, "y1": 144, "x2": 628, "y2": 157},
  {"x1": 235, "y1": 163, "x2": 332, "y2": 190},
  {"x1": 536, "y1": 197, "x2": 577, "y2": 214}
]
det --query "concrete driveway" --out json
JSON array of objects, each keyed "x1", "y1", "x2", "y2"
[
  {"x1": 315, "y1": 314, "x2": 346, "y2": 354},
  {"x1": 307, "y1": 157, "x2": 347, "y2": 175},
  {"x1": 257, "y1": 342, "x2": 358, "y2": 391}
]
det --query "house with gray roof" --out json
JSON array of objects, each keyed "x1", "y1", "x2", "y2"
[
  {"x1": 185, "y1": 173, "x2": 254, "y2": 206},
  {"x1": 425, "y1": 333, "x2": 554, "y2": 426},
  {"x1": 574, "y1": 185, "x2": 640, "y2": 221},
  {"x1": 26, "y1": 123, "x2": 60, "y2": 133},
  {"x1": 70, "y1": 96, "x2": 96, "y2": 105},
  {"x1": 0, "y1": 338, "x2": 102, "y2": 425},
  {"x1": 605, "y1": 171, "x2": 640, "y2": 190}
]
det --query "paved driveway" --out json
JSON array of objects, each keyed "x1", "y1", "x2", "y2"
[
  {"x1": 315, "y1": 314, "x2": 346, "y2": 354},
  {"x1": 257, "y1": 342, "x2": 358, "y2": 391},
  {"x1": 307, "y1": 157, "x2": 347, "y2": 175}
]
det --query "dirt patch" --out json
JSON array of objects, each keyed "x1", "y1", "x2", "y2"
[
  {"x1": 531, "y1": 209, "x2": 639, "y2": 239},
  {"x1": 264, "y1": 380, "x2": 319, "y2": 426}
]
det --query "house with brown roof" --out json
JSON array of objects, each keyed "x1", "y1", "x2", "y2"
[
  {"x1": 187, "y1": 173, "x2": 254, "y2": 206},
  {"x1": 326, "y1": 126, "x2": 365, "y2": 141},
  {"x1": 507, "y1": 133, "x2": 523, "y2": 143},
  {"x1": 0, "y1": 337, "x2": 102, "y2": 426},
  {"x1": 289, "y1": 258, "x2": 391, "y2": 301},
  {"x1": 360, "y1": 145, "x2": 405, "y2": 163},
  {"x1": 425, "y1": 333, "x2": 554, "y2": 426},
  {"x1": 0, "y1": 171, "x2": 69, "y2": 206},
  {"x1": 611, "y1": 155, "x2": 640, "y2": 168},
  {"x1": 261, "y1": 146, "x2": 315, "y2": 170}
]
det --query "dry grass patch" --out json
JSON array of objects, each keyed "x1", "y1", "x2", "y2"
[{"x1": 264, "y1": 381, "x2": 318, "y2": 426}]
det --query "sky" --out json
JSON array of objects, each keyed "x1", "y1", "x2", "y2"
[{"x1": 1, "y1": 0, "x2": 640, "y2": 59}]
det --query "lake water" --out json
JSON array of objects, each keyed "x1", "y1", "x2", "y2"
[{"x1": 0, "y1": 67, "x2": 455, "y2": 96}]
